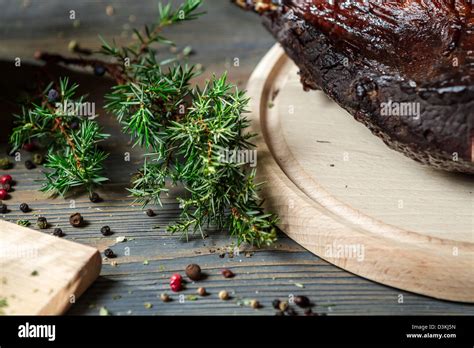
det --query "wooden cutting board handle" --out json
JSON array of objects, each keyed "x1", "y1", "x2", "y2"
[{"x1": 0, "y1": 219, "x2": 101, "y2": 315}]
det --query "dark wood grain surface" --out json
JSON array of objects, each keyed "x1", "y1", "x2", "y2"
[{"x1": 0, "y1": 0, "x2": 473, "y2": 315}]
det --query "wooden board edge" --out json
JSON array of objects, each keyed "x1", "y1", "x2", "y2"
[
  {"x1": 37, "y1": 249, "x2": 102, "y2": 315},
  {"x1": 246, "y1": 44, "x2": 474, "y2": 303},
  {"x1": 0, "y1": 220, "x2": 102, "y2": 315}
]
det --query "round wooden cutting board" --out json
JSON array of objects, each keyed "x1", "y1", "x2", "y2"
[{"x1": 247, "y1": 44, "x2": 474, "y2": 303}]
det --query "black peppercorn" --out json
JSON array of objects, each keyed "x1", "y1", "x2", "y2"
[
  {"x1": 146, "y1": 209, "x2": 155, "y2": 217},
  {"x1": 89, "y1": 192, "x2": 101, "y2": 203},
  {"x1": 53, "y1": 228, "x2": 65, "y2": 237},
  {"x1": 0, "y1": 203, "x2": 8, "y2": 214},
  {"x1": 185, "y1": 263, "x2": 202, "y2": 281},
  {"x1": 69, "y1": 212, "x2": 84, "y2": 227},
  {"x1": 272, "y1": 299, "x2": 281, "y2": 310},
  {"x1": 36, "y1": 217, "x2": 48, "y2": 229},
  {"x1": 286, "y1": 307, "x2": 298, "y2": 316},
  {"x1": 104, "y1": 248, "x2": 116, "y2": 258},
  {"x1": 100, "y1": 225, "x2": 112, "y2": 236},
  {"x1": 19, "y1": 203, "x2": 30, "y2": 213},
  {"x1": 25, "y1": 160, "x2": 36, "y2": 170},
  {"x1": 294, "y1": 295, "x2": 311, "y2": 308}
]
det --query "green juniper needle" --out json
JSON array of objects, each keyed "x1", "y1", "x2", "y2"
[
  {"x1": 103, "y1": 0, "x2": 277, "y2": 246},
  {"x1": 22, "y1": 0, "x2": 278, "y2": 246},
  {"x1": 10, "y1": 78, "x2": 109, "y2": 197}
]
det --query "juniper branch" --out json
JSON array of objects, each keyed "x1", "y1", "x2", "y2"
[{"x1": 10, "y1": 77, "x2": 109, "y2": 197}]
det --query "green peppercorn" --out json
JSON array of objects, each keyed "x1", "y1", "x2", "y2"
[
  {"x1": 0, "y1": 158, "x2": 12, "y2": 170},
  {"x1": 32, "y1": 153, "x2": 44, "y2": 165},
  {"x1": 36, "y1": 217, "x2": 48, "y2": 229}
]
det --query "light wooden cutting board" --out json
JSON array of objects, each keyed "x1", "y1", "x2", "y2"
[
  {"x1": 0, "y1": 220, "x2": 101, "y2": 314},
  {"x1": 247, "y1": 44, "x2": 474, "y2": 302}
]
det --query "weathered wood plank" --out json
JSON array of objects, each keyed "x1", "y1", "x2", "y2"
[{"x1": 0, "y1": 0, "x2": 473, "y2": 315}]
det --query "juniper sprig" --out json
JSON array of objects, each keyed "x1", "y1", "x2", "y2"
[
  {"x1": 10, "y1": 77, "x2": 109, "y2": 197},
  {"x1": 102, "y1": 0, "x2": 277, "y2": 246},
  {"x1": 30, "y1": 0, "x2": 278, "y2": 246}
]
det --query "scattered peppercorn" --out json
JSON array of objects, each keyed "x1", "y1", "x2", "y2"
[
  {"x1": 146, "y1": 209, "x2": 155, "y2": 217},
  {"x1": 0, "y1": 158, "x2": 12, "y2": 170},
  {"x1": 19, "y1": 203, "x2": 30, "y2": 213},
  {"x1": 222, "y1": 269, "x2": 235, "y2": 278},
  {"x1": 94, "y1": 65, "x2": 106, "y2": 77},
  {"x1": 0, "y1": 189, "x2": 8, "y2": 200},
  {"x1": 0, "y1": 175, "x2": 12, "y2": 186},
  {"x1": 2, "y1": 183, "x2": 11, "y2": 192},
  {"x1": 272, "y1": 299, "x2": 281, "y2": 310},
  {"x1": 286, "y1": 307, "x2": 298, "y2": 316},
  {"x1": 25, "y1": 160, "x2": 36, "y2": 170},
  {"x1": 47, "y1": 89, "x2": 59, "y2": 102},
  {"x1": 100, "y1": 225, "x2": 112, "y2": 236},
  {"x1": 170, "y1": 273, "x2": 183, "y2": 292},
  {"x1": 294, "y1": 295, "x2": 311, "y2": 308},
  {"x1": 218, "y1": 253, "x2": 225, "y2": 258},
  {"x1": 32, "y1": 153, "x2": 44, "y2": 165},
  {"x1": 197, "y1": 287, "x2": 207, "y2": 296},
  {"x1": 53, "y1": 228, "x2": 65, "y2": 237},
  {"x1": 250, "y1": 299, "x2": 260, "y2": 309},
  {"x1": 160, "y1": 293, "x2": 171, "y2": 302},
  {"x1": 17, "y1": 219, "x2": 30, "y2": 227},
  {"x1": 279, "y1": 301, "x2": 289, "y2": 312},
  {"x1": 104, "y1": 248, "x2": 116, "y2": 258},
  {"x1": 36, "y1": 217, "x2": 48, "y2": 229},
  {"x1": 69, "y1": 213, "x2": 84, "y2": 227},
  {"x1": 218, "y1": 290, "x2": 229, "y2": 300},
  {"x1": 185, "y1": 264, "x2": 202, "y2": 281},
  {"x1": 89, "y1": 192, "x2": 101, "y2": 203},
  {"x1": 0, "y1": 203, "x2": 8, "y2": 214}
]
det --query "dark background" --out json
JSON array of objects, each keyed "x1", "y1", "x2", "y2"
[{"x1": 0, "y1": 0, "x2": 473, "y2": 315}]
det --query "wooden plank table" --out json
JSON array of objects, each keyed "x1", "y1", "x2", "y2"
[{"x1": 0, "y1": 0, "x2": 473, "y2": 315}]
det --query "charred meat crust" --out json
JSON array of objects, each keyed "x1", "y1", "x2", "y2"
[{"x1": 238, "y1": 0, "x2": 474, "y2": 174}]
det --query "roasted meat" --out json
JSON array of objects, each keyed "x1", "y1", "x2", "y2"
[{"x1": 236, "y1": 0, "x2": 474, "y2": 174}]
